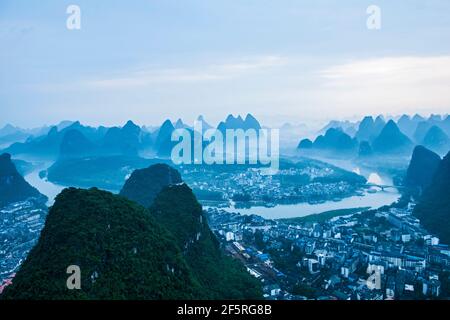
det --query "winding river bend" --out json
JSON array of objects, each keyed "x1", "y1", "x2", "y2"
[
  {"x1": 216, "y1": 188, "x2": 399, "y2": 219},
  {"x1": 211, "y1": 167, "x2": 401, "y2": 219},
  {"x1": 24, "y1": 161, "x2": 400, "y2": 218},
  {"x1": 24, "y1": 163, "x2": 65, "y2": 206}
]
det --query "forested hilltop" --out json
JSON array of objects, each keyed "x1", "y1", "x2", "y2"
[
  {"x1": 2, "y1": 164, "x2": 262, "y2": 300},
  {"x1": 414, "y1": 151, "x2": 450, "y2": 244}
]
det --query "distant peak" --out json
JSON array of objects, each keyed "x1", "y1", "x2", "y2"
[
  {"x1": 161, "y1": 119, "x2": 173, "y2": 126},
  {"x1": 413, "y1": 145, "x2": 439, "y2": 156},
  {"x1": 48, "y1": 126, "x2": 58, "y2": 135},
  {"x1": 65, "y1": 121, "x2": 82, "y2": 131},
  {"x1": 56, "y1": 120, "x2": 76, "y2": 131},
  {"x1": 429, "y1": 114, "x2": 442, "y2": 121},
  {"x1": 381, "y1": 120, "x2": 403, "y2": 134},
  {"x1": 124, "y1": 120, "x2": 137, "y2": 127},
  {"x1": 225, "y1": 114, "x2": 236, "y2": 121},
  {"x1": 326, "y1": 127, "x2": 344, "y2": 134},
  {"x1": 120, "y1": 163, "x2": 182, "y2": 207},
  {"x1": 2, "y1": 124, "x2": 15, "y2": 130},
  {"x1": 386, "y1": 119, "x2": 398, "y2": 127},
  {"x1": 0, "y1": 153, "x2": 12, "y2": 161},
  {"x1": 159, "y1": 119, "x2": 175, "y2": 132},
  {"x1": 399, "y1": 114, "x2": 410, "y2": 121},
  {"x1": 429, "y1": 125, "x2": 445, "y2": 133}
]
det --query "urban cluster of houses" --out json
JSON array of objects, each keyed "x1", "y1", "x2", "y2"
[
  {"x1": 0, "y1": 198, "x2": 47, "y2": 292},
  {"x1": 206, "y1": 202, "x2": 449, "y2": 300},
  {"x1": 184, "y1": 164, "x2": 362, "y2": 205}
]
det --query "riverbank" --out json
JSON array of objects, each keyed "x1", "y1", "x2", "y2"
[
  {"x1": 22, "y1": 156, "x2": 402, "y2": 220},
  {"x1": 205, "y1": 187, "x2": 399, "y2": 219},
  {"x1": 277, "y1": 207, "x2": 370, "y2": 224},
  {"x1": 24, "y1": 164, "x2": 65, "y2": 206}
]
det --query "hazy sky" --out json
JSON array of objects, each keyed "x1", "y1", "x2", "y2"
[{"x1": 1, "y1": 0, "x2": 450, "y2": 128}]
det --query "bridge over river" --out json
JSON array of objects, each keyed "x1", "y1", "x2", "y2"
[{"x1": 366, "y1": 183, "x2": 403, "y2": 191}]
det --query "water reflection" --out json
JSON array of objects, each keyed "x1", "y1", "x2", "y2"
[
  {"x1": 216, "y1": 187, "x2": 399, "y2": 219},
  {"x1": 214, "y1": 165, "x2": 400, "y2": 219},
  {"x1": 24, "y1": 164, "x2": 65, "y2": 206},
  {"x1": 22, "y1": 159, "x2": 400, "y2": 218}
]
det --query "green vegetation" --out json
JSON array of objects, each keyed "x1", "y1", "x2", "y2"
[
  {"x1": 119, "y1": 163, "x2": 182, "y2": 207},
  {"x1": 192, "y1": 188, "x2": 224, "y2": 201},
  {"x1": 232, "y1": 193, "x2": 252, "y2": 202},
  {"x1": 150, "y1": 184, "x2": 262, "y2": 299},
  {"x1": 119, "y1": 163, "x2": 262, "y2": 299},
  {"x1": 47, "y1": 156, "x2": 169, "y2": 191},
  {"x1": 405, "y1": 146, "x2": 441, "y2": 190},
  {"x1": 2, "y1": 174, "x2": 262, "y2": 299},
  {"x1": 1, "y1": 188, "x2": 204, "y2": 300},
  {"x1": 439, "y1": 271, "x2": 450, "y2": 299},
  {"x1": 278, "y1": 207, "x2": 370, "y2": 224},
  {"x1": 0, "y1": 153, "x2": 46, "y2": 207},
  {"x1": 414, "y1": 152, "x2": 450, "y2": 243},
  {"x1": 291, "y1": 283, "x2": 317, "y2": 298}
]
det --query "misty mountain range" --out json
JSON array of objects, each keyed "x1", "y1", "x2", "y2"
[
  {"x1": 2, "y1": 113, "x2": 449, "y2": 162},
  {"x1": 0, "y1": 114, "x2": 267, "y2": 160},
  {"x1": 1, "y1": 116, "x2": 450, "y2": 299},
  {"x1": 299, "y1": 114, "x2": 450, "y2": 157}
]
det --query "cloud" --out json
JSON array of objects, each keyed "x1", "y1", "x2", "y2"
[
  {"x1": 320, "y1": 56, "x2": 450, "y2": 84},
  {"x1": 21, "y1": 55, "x2": 450, "y2": 126},
  {"x1": 314, "y1": 56, "x2": 450, "y2": 115},
  {"x1": 88, "y1": 56, "x2": 287, "y2": 88}
]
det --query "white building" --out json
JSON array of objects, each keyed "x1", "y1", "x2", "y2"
[
  {"x1": 308, "y1": 259, "x2": 320, "y2": 274},
  {"x1": 225, "y1": 231, "x2": 235, "y2": 242}
]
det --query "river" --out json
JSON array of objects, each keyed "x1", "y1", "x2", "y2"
[
  {"x1": 210, "y1": 159, "x2": 401, "y2": 219},
  {"x1": 23, "y1": 159, "x2": 400, "y2": 218},
  {"x1": 24, "y1": 163, "x2": 65, "y2": 206},
  {"x1": 215, "y1": 188, "x2": 399, "y2": 219}
]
